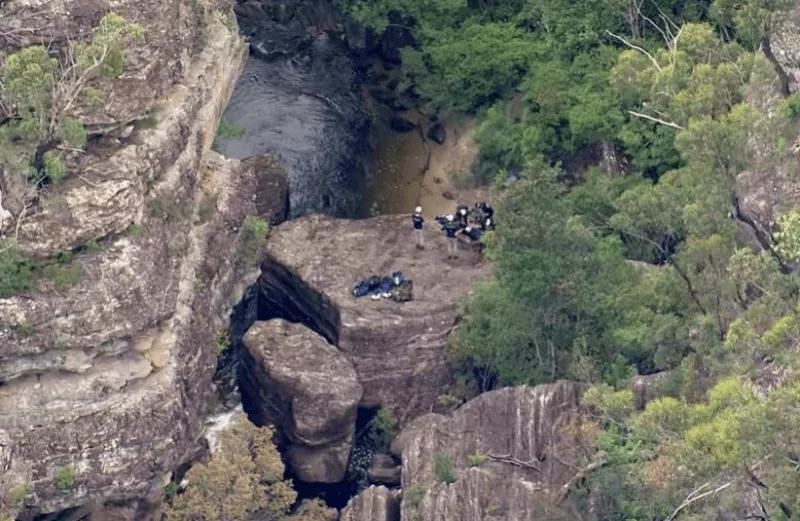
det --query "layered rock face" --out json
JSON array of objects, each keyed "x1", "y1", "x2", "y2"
[
  {"x1": 0, "y1": 4, "x2": 281, "y2": 515},
  {"x1": 340, "y1": 486, "x2": 401, "y2": 521},
  {"x1": 241, "y1": 319, "x2": 363, "y2": 483},
  {"x1": 382, "y1": 382, "x2": 592, "y2": 521},
  {"x1": 251, "y1": 214, "x2": 491, "y2": 423}
]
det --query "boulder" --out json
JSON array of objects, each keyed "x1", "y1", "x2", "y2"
[
  {"x1": 242, "y1": 155, "x2": 290, "y2": 224},
  {"x1": 396, "y1": 382, "x2": 597, "y2": 521},
  {"x1": 390, "y1": 116, "x2": 417, "y2": 133},
  {"x1": 257, "y1": 214, "x2": 491, "y2": 423},
  {"x1": 340, "y1": 486, "x2": 401, "y2": 521},
  {"x1": 241, "y1": 319, "x2": 363, "y2": 483},
  {"x1": 426, "y1": 122, "x2": 446, "y2": 145}
]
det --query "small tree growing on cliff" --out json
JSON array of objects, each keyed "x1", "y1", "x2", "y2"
[
  {"x1": 164, "y1": 415, "x2": 297, "y2": 521},
  {"x1": 0, "y1": 13, "x2": 143, "y2": 184}
]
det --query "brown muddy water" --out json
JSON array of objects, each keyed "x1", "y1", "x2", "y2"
[{"x1": 359, "y1": 63, "x2": 481, "y2": 219}]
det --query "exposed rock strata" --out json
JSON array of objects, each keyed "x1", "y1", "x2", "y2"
[
  {"x1": 253, "y1": 214, "x2": 491, "y2": 422},
  {"x1": 242, "y1": 319, "x2": 363, "y2": 483},
  {"x1": 394, "y1": 382, "x2": 592, "y2": 521},
  {"x1": 340, "y1": 486, "x2": 401, "y2": 521},
  {"x1": 0, "y1": 12, "x2": 275, "y2": 515}
]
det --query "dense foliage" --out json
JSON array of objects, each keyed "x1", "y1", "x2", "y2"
[{"x1": 341, "y1": 0, "x2": 800, "y2": 518}]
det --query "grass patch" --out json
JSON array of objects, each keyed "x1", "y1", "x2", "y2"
[{"x1": 239, "y1": 216, "x2": 269, "y2": 268}]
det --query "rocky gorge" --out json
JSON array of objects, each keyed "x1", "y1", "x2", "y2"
[{"x1": 0, "y1": 0, "x2": 636, "y2": 520}]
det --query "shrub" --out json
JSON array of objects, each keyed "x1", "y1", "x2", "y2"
[
  {"x1": 432, "y1": 453, "x2": 456, "y2": 484},
  {"x1": 239, "y1": 216, "x2": 269, "y2": 268},
  {"x1": 43, "y1": 151, "x2": 66, "y2": 183},
  {"x1": 0, "y1": 244, "x2": 35, "y2": 298},
  {"x1": 54, "y1": 465, "x2": 76, "y2": 491},
  {"x1": 214, "y1": 329, "x2": 230, "y2": 356},
  {"x1": 41, "y1": 252, "x2": 84, "y2": 290},
  {"x1": 164, "y1": 415, "x2": 296, "y2": 521},
  {"x1": 367, "y1": 407, "x2": 399, "y2": 452},
  {"x1": 467, "y1": 449, "x2": 487, "y2": 467}
]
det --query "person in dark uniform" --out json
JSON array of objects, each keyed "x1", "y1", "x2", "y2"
[
  {"x1": 461, "y1": 225, "x2": 482, "y2": 242},
  {"x1": 477, "y1": 201, "x2": 494, "y2": 220},
  {"x1": 411, "y1": 206, "x2": 425, "y2": 249},
  {"x1": 443, "y1": 214, "x2": 460, "y2": 259},
  {"x1": 457, "y1": 206, "x2": 469, "y2": 229}
]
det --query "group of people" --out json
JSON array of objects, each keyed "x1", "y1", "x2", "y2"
[{"x1": 411, "y1": 201, "x2": 495, "y2": 259}]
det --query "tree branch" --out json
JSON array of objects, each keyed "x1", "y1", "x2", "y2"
[
  {"x1": 664, "y1": 481, "x2": 733, "y2": 521},
  {"x1": 606, "y1": 30, "x2": 662, "y2": 71},
  {"x1": 628, "y1": 110, "x2": 685, "y2": 130}
]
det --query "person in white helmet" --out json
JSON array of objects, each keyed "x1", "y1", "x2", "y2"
[
  {"x1": 442, "y1": 214, "x2": 460, "y2": 259},
  {"x1": 411, "y1": 206, "x2": 425, "y2": 249}
]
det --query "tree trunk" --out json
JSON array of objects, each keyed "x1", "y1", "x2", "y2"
[{"x1": 761, "y1": 36, "x2": 791, "y2": 98}]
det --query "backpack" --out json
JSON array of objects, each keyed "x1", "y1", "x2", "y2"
[
  {"x1": 380, "y1": 276, "x2": 394, "y2": 293},
  {"x1": 392, "y1": 271, "x2": 405, "y2": 286},
  {"x1": 352, "y1": 280, "x2": 371, "y2": 298},
  {"x1": 367, "y1": 275, "x2": 381, "y2": 291},
  {"x1": 391, "y1": 280, "x2": 413, "y2": 302}
]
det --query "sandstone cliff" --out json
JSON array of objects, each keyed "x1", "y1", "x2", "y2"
[{"x1": 0, "y1": 3, "x2": 282, "y2": 516}]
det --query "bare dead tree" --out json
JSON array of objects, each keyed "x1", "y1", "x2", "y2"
[{"x1": 664, "y1": 481, "x2": 734, "y2": 521}]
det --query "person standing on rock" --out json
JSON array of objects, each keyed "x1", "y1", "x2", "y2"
[
  {"x1": 443, "y1": 214, "x2": 460, "y2": 259},
  {"x1": 412, "y1": 206, "x2": 425, "y2": 249}
]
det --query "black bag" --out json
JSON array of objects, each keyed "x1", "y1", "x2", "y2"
[
  {"x1": 352, "y1": 280, "x2": 371, "y2": 298},
  {"x1": 367, "y1": 275, "x2": 381, "y2": 291}
]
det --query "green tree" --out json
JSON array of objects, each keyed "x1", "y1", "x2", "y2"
[{"x1": 165, "y1": 415, "x2": 296, "y2": 521}]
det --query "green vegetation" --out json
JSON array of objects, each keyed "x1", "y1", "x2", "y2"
[
  {"x1": 214, "y1": 329, "x2": 230, "y2": 356},
  {"x1": 164, "y1": 416, "x2": 297, "y2": 521},
  {"x1": 213, "y1": 117, "x2": 247, "y2": 152},
  {"x1": 0, "y1": 14, "x2": 143, "y2": 185},
  {"x1": 0, "y1": 482, "x2": 31, "y2": 521},
  {"x1": 432, "y1": 453, "x2": 456, "y2": 484},
  {"x1": 466, "y1": 449, "x2": 487, "y2": 467},
  {"x1": 343, "y1": 0, "x2": 800, "y2": 517},
  {"x1": 0, "y1": 244, "x2": 86, "y2": 298},
  {"x1": 0, "y1": 244, "x2": 36, "y2": 298},
  {"x1": 54, "y1": 465, "x2": 76, "y2": 491},
  {"x1": 366, "y1": 407, "x2": 399, "y2": 452},
  {"x1": 239, "y1": 216, "x2": 270, "y2": 268}
]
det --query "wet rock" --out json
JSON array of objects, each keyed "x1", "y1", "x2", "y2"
[
  {"x1": 340, "y1": 486, "x2": 401, "y2": 521},
  {"x1": 256, "y1": 214, "x2": 491, "y2": 423},
  {"x1": 390, "y1": 116, "x2": 416, "y2": 133},
  {"x1": 368, "y1": 454, "x2": 402, "y2": 485},
  {"x1": 242, "y1": 319, "x2": 363, "y2": 483},
  {"x1": 397, "y1": 382, "x2": 593, "y2": 521},
  {"x1": 427, "y1": 122, "x2": 446, "y2": 145}
]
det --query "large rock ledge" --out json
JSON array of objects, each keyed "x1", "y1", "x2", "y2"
[
  {"x1": 0, "y1": 15, "x2": 278, "y2": 515},
  {"x1": 242, "y1": 319, "x2": 363, "y2": 483},
  {"x1": 250, "y1": 214, "x2": 491, "y2": 423}
]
